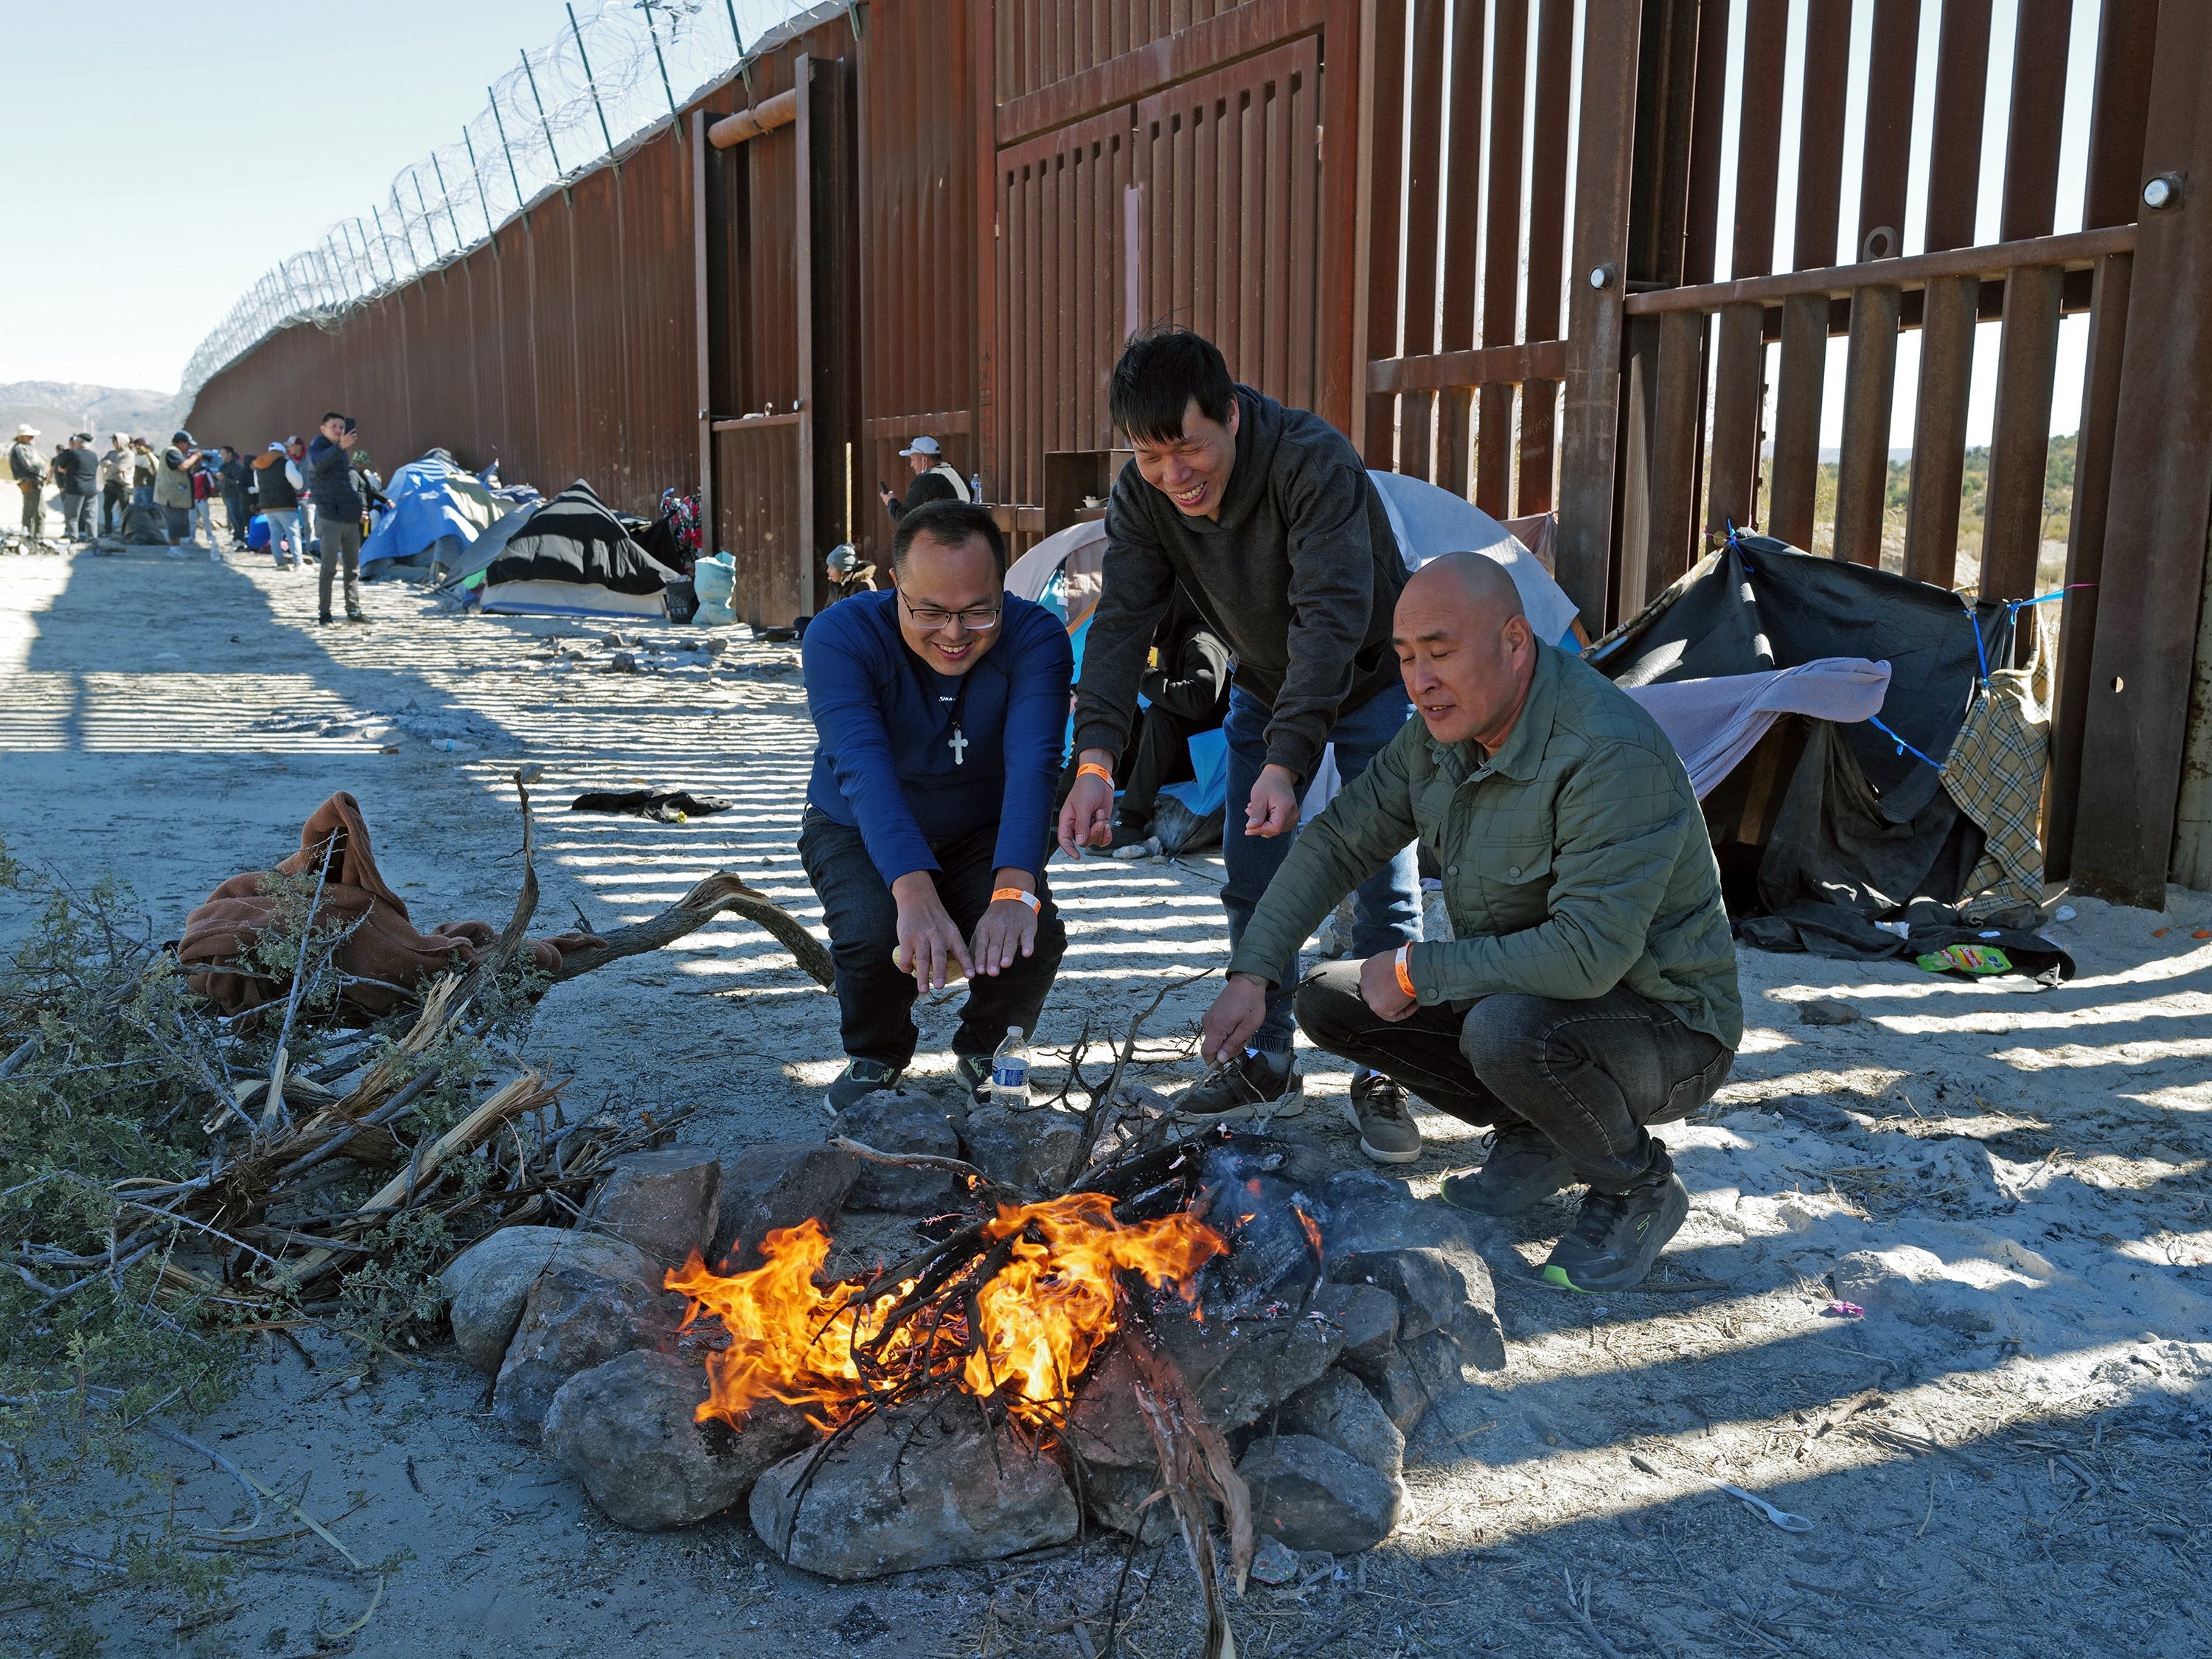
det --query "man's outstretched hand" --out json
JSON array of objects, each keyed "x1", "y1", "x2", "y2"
[
  {"x1": 1200, "y1": 973, "x2": 1269, "y2": 1063},
  {"x1": 1057, "y1": 750, "x2": 1116, "y2": 857},
  {"x1": 890, "y1": 871, "x2": 974, "y2": 990}
]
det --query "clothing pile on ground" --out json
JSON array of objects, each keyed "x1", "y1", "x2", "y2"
[{"x1": 178, "y1": 793, "x2": 599, "y2": 1019}]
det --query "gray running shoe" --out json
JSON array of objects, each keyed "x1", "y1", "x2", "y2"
[
  {"x1": 1173, "y1": 1052, "x2": 1303, "y2": 1121},
  {"x1": 824, "y1": 1057, "x2": 902, "y2": 1116},
  {"x1": 954, "y1": 1052, "x2": 992, "y2": 1104},
  {"x1": 1345, "y1": 1073, "x2": 1422, "y2": 1164},
  {"x1": 1439, "y1": 1119, "x2": 1574, "y2": 1216}
]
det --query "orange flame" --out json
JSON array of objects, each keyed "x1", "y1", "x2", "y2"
[{"x1": 666, "y1": 1190, "x2": 1225, "y2": 1432}]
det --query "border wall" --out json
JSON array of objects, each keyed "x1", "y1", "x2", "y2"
[{"x1": 185, "y1": 0, "x2": 2212, "y2": 909}]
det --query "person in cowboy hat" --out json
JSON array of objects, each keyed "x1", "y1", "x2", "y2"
[
  {"x1": 877, "y1": 434, "x2": 971, "y2": 525},
  {"x1": 8, "y1": 424, "x2": 49, "y2": 538}
]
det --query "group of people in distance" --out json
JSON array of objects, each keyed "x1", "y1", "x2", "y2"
[
  {"x1": 799, "y1": 327, "x2": 1742, "y2": 1294},
  {"x1": 4, "y1": 412, "x2": 378, "y2": 629}
]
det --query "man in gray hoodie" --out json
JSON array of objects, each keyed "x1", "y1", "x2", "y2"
[{"x1": 1058, "y1": 329, "x2": 1423, "y2": 1159}]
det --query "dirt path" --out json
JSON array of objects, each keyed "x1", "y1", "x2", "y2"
[{"x1": 2, "y1": 546, "x2": 2208, "y2": 1658}]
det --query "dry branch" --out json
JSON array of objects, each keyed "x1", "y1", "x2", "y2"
[{"x1": 550, "y1": 870, "x2": 832, "y2": 988}]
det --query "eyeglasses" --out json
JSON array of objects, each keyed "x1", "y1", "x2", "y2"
[{"x1": 900, "y1": 594, "x2": 1001, "y2": 631}]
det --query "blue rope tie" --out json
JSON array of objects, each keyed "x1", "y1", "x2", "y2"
[{"x1": 1866, "y1": 715, "x2": 1947, "y2": 771}]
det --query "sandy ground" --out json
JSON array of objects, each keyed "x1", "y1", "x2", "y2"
[{"x1": 1, "y1": 545, "x2": 2208, "y2": 1659}]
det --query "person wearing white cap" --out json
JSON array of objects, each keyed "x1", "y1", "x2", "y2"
[
  {"x1": 876, "y1": 434, "x2": 970, "y2": 526},
  {"x1": 9, "y1": 424, "x2": 49, "y2": 538}
]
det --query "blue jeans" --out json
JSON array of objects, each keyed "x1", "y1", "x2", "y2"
[{"x1": 1222, "y1": 682, "x2": 1421, "y2": 1052}]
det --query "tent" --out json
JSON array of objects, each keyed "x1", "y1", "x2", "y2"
[
  {"x1": 432, "y1": 496, "x2": 543, "y2": 594},
  {"x1": 463, "y1": 480, "x2": 680, "y2": 620},
  {"x1": 359, "y1": 450, "x2": 503, "y2": 579},
  {"x1": 1587, "y1": 532, "x2": 2042, "y2": 944}
]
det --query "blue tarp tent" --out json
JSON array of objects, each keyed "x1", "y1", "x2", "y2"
[{"x1": 359, "y1": 451, "x2": 501, "y2": 578}]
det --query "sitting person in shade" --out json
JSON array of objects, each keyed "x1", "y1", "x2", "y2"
[
  {"x1": 1197, "y1": 553, "x2": 1741, "y2": 1292},
  {"x1": 799, "y1": 499, "x2": 1074, "y2": 1113}
]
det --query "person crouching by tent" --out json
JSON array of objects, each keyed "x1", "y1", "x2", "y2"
[
  {"x1": 305, "y1": 413, "x2": 364, "y2": 624},
  {"x1": 1059, "y1": 327, "x2": 1422, "y2": 1155},
  {"x1": 254, "y1": 441, "x2": 307, "y2": 570},
  {"x1": 799, "y1": 499, "x2": 1073, "y2": 1114},
  {"x1": 1200, "y1": 554, "x2": 1742, "y2": 1292},
  {"x1": 1108, "y1": 585, "x2": 1231, "y2": 849}
]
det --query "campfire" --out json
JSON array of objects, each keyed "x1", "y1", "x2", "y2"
[
  {"x1": 666, "y1": 1192, "x2": 1227, "y2": 1431},
  {"x1": 450, "y1": 1042, "x2": 1510, "y2": 1658}
]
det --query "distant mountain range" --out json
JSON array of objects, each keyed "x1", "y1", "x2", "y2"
[{"x1": 0, "y1": 381, "x2": 181, "y2": 445}]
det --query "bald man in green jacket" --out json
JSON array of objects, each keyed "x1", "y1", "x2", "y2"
[{"x1": 1200, "y1": 554, "x2": 1740, "y2": 1292}]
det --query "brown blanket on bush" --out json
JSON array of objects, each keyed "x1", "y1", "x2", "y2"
[{"x1": 179, "y1": 792, "x2": 597, "y2": 1016}]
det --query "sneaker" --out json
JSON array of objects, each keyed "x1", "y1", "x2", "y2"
[
  {"x1": 345, "y1": 611, "x2": 367, "y2": 624},
  {"x1": 1439, "y1": 1119, "x2": 1574, "y2": 1217},
  {"x1": 954, "y1": 1052, "x2": 992, "y2": 1104},
  {"x1": 1540, "y1": 1150, "x2": 1688, "y2": 1293},
  {"x1": 1174, "y1": 1051, "x2": 1303, "y2": 1121},
  {"x1": 824, "y1": 1057, "x2": 903, "y2": 1116},
  {"x1": 1344, "y1": 1073, "x2": 1422, "y2": 1164},
  {"x1": 317, "y1": 613, "x2": 335, "y2": 626}
]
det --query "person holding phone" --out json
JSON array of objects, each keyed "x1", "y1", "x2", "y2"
[{"x1": 305, "y1": 412, "x2": 365, "y2": 624}]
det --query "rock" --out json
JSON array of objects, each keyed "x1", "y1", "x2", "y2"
[
  {"x1": 1354, "y1": 1329, "x2": 1473, "y2": 1433},
  {"x1": 542, "y1": 1349, "x2": 815, "y2": 1531},
  {"x1": 1249, "y1": 1536, "x2": 1301, "y2": 1585},
  {"x1": 959, "y1": 1105, "x2": 1080, "y2": 1191},
  {"x1": 441, "y1": 1227, "x2": 661, "y2": 1375},
  {"x1": 583, "y1": 1147, "x2": 723, "y2": 1267},
  {"x1": 1324, "y1": 1217, "x2": 1506, "y2": 1371},
  {"x1": 1237, "y1": 1433, "x2": 1400, "y2": 1554},
  {"x1": 1311, "y1": 1282, "x2": 1399, "y2": 1370},
  {"x1": 1148, "y1": 1301, "x2": 1344, "y2": 1430},
  {"x1": 1276, "y1": 1368, "x2": 1404, "y2": 1481},
  {"x1": 1798, "y1": 997, "x2": 1863, "y2": 1026},
  {"x1": 493, "y1": 1254, "x2": 686, "y2": 1440},
  {"x1": 1064, "y1": 1341, "x2": 1153, "y2": 1470},
  {"x1": 750, "y1": 1404, "x2": 1078, "y2": 1578},
  {"x1": 710, "y1": 1141, "x2": 860, "y2": 1270},
  {"x1": 830, "y1": 1091, "x2": 964, "y2": 1213},
  {"x1": 1078, "y1": 1461, "x2": 1179, "y2": 1545}
]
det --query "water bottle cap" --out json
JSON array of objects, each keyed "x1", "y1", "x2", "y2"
[{"x1": 1007, "y1": 1026, "x2": 1022, "y2": 1036}]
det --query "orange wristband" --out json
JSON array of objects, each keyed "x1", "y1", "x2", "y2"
[
  {"x1": 992, "y1": 886, "x2": 1041, "y2": 913},
  {"x1": 1077, "y1": 762, "x2": 1115, "y2": 787},
  {"x1": 1394, "y1": 945, "x2": 1416, "y2": 999}
]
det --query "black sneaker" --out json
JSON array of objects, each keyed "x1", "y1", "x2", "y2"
[
  {"x1": 1439, "y1": 1119, "x2": 1574, "y2": 1217},
  {"x1": 1541, "y1": 1150, "x2": 1688, "y2": 1293},
  {"x1": 824, "y1": 1058, "x2": 902, "y2": 1115},
  {"x1": 316, "y1": 613, "x2": 335, "y2": 626},
  {"x1": 1345, "y1": 1073, "x2": 1422, "y2": 1164},
  {"x1": 1173, "y1": 1051, "x2": 1302, "y2": 1120}
]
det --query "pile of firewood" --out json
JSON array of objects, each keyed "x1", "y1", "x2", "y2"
[{"x1": 3, "y1": 770, "x2": 828, "y2": 1315}]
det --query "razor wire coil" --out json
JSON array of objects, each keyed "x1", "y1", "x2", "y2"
[{"x1": 179, "y1": 0, "x2": 820, "y2": 408}]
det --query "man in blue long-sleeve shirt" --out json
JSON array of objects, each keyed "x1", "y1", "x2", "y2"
[{"x1": 799, "y1": 499, "x2": 1074, "y2": 1113}]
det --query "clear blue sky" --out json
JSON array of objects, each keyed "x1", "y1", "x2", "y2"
[{"x1": 0, "y1": 0, "x2": 579, "y2": 391}]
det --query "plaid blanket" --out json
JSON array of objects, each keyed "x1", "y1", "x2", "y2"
[{"x1": 1941, "y1": 605, "x2": 2053, "y2": 919}]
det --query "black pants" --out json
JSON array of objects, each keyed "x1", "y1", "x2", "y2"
[
  {"x1": 798, "y1": 810, "x2": 1067, "y2": 1068},
  {"x1": 1119, "y1": 705, "x2": 1206, "y2": 827},
  {"x1": 100, "y1": 480, "x2": 126, "y2": 535},
  {"x1": 1294, "y1": 961, "x2": 1732, "y2": 1190}
]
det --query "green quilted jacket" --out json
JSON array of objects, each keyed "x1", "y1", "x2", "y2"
[{"x1": 1225, "y1": 642, "x2": 1742, "y2": 1048}]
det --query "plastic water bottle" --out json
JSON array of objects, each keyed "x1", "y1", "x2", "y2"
[{"x1": 990, "y1": 1026, "x2": 1031, "y2": 1109}]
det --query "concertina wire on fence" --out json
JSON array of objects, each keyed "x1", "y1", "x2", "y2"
[{"x1": 178, "y1": 0, "x2": 824, "y2": 408}]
